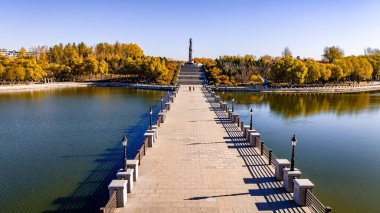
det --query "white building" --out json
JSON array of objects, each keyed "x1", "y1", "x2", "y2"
[
  {"x1": 0, "y1": 49, "x2": 36, "y2": 58},
  {"x1": 0, "y1": 49, "x2": 20, "y2": 58}
]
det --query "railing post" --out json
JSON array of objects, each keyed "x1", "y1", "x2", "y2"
[
  {"x1": 325, "y1": 206, "x2": 332, "y2": 213},
  {"x1": 260, "y1": 141, "x2": 264, "y2": 155},
  {"x1": 138, "y1": 151, "x2": 141, "y2": 165},
  {"x1": 294, "y1": 179, "x2": 315, "y2": 206},
  {"x1": 237, "y1": 117, "x2": 240, "y2": 126},
  {"x1": 143, "y1": 142, "x2": 146, "y2": 155},
  {"x1": 108, "y1": 180, "x2": 127, "y2": 207},
  {"x1": 268, "y1": 149, "x2": 272, "y2": 165}
]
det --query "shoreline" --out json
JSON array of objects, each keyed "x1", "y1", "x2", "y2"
[
  {"x1": 2, "y1": 81, "x2": 380, "y2": 94},
  {"x1": 212, "y1": 83, "x2": 380, "y2": 93},
  {"x1": 0, "y1": 82, "x2": 178, "y2": 93}
]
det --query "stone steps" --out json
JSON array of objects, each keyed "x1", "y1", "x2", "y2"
[{"x1": 178, "y1": 64, "x2": 206, "y2": 85}]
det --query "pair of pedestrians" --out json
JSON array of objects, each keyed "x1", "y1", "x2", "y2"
[{"x1": 188, "y1": 86, "x2": 195, "y2": 91}]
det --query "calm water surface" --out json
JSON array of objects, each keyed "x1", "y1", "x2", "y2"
[
  {"x1": 219, "y1": 91, "x2": 380, "y2": 213},
  {"x1": 0, "y1": 87, "x2": 165, "y2": 213}
]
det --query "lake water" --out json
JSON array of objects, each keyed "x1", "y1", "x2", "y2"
[
  {"x1": 0, "y1": 87, "x2": 165, "y2": 213},
  {"x1": 1, "y1": 88, "x2": 379, "y2": 213},
  {"x1": 218, "y1": 91, "x2": 380, "y2": 213}
]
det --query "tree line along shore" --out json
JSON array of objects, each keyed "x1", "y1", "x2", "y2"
[
  {"x1": 195, "y1": 46, "x2": 380, "y2": 86},
  {"x1": 0, "y1": 42, "x2": 180, "y2": 85},
  {"x1": 1, "y1": 44, "x2": 380, "y2": 87}
]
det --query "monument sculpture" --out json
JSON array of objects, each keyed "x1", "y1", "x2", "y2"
[{"x1": 188, "y1": 38, "x2": 193, "y2": 64}]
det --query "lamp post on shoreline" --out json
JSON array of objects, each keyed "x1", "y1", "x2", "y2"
[
  {"x1": 250, "y1": 108, "x2": 253, "y2": 130},
  {"x1": 160, "y1": 96, "x2": 163, "y2": 112},
  {"x1": 290, "y1": 134, "x2": 297, "y2": 171},
  {"x1": 122, "y1": 135, "x2": 127, "y2": 172},
  {"x1": 232, "y1": 97, "x2": 235, "y2": 112},
  {"x1": 222, "y1": 91, "x2": 225, "y2": 102},
  {"x1": 149, "y1": 107, "x2": 152, "y2": 130}
]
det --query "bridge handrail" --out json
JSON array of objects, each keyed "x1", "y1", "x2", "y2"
[
  {"x1": 133, "y1": 114, "x2": 162, "y2": 164},
  {"x1": 100, "y1": 191, "x2": 117, "y2": 213},
  {"x1": 262, "y1": 144, "x2": 270, "y2": 158},
  {"x1": 252, "y1": 124, "x2": 329, "y2": 212},
  {"x1": 270, "y1": 152, "x2": 278, "y2": 166},
  {"x1": 134, "y1": 137, "x2": 149, "y2": 165},
  {"x1": 306, "y1": 189, "x2": 332, "y2": 213},
  {"x1": 255, "y1": 137, "x2": 261, "y2": 148}
]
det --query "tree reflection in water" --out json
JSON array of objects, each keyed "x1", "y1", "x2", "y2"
[{"x1": 219, "y1": 91, "x2": 380, "y2": 118}]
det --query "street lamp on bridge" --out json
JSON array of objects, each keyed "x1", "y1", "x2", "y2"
[
  {"x1": 122, "y1": 135, "x2": 128, "y2": 172},
  {"x1": 250, "y1": 108, "x2": 253, "y2": 130},
  {"x1": 160, "y1": 96, "x2": 163, "y2": 112},
  {"x1": 232, "y1": 97, "x2": 235, "y2": 112},
  {"x1": 149, "y1": 107, "x2": 153, "y2": 130},
  {"x1": 290, "y1": 134, "x2": 297, "y2": 171}
]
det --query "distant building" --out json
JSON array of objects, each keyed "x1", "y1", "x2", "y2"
[
  {"x1": 0, "y1": 49, "x2": 19, "y2": 58},
  {"x1": 0, "y1": 49, "x2": 37, "y2": 58}
]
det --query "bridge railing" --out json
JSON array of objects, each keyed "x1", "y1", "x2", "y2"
[
  {"x1": 100, "y1": 89, "x2": 175, "y2": 211},
  {"x1": 207, "y1": 85, "x2": 332, "y2": 212},
  {"x1": 99, "y1": 191, "x2": 117, "y2": 213},
  {"x1": 253, "y1": 128, "x2": 330, "y2": 212},
  {"x1": 134, "y1": 137, "x2": 148, "y2": 165},
  {"x1": 133, "y1": 114, "x2": 162, "y2": 165},
  {"x1": 306, "y1": 189, "x2": 332, "y2": 213}
]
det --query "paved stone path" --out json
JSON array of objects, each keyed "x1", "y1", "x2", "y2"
[{"x1": 117, "y1": 85, "x2": 309, "y2": 213}]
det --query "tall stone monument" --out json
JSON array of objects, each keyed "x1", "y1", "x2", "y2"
[{"x1": 188, "y1": 38, "x2": 193, "y2": 64}]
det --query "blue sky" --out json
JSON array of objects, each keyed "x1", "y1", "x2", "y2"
[{"x1": 1, "y1": 0, "x2": 380, "y2": 60}]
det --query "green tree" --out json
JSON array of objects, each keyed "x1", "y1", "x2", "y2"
[
  {"x1": 0, "y1": 64, "x2": 5, "y2": 79},
  {"x1": 85, "y1": 56, "x2": 99, "y2": 75},
  {"x1": 289, "y1": 59, "x2": 308, "y2": 84},
  {"x1": 321, "y1": 64, "x2": 332, "y2": 82},
  {"x1": 304, "y1": 60, "x2": 322, "y2": 83},
  {"x1": 322, "y1": 46, "x2": 344, "y2": 62},
  {"x1": 352, "y1": 57, "x2": 373, "y2": 81},
  {"x1": 20, "y1": 47, "x2": 27, "y2": 57},
  {"x1": 5, "y1": 67, "x2": 16, "y2": 82},
  {"x1": 14, "y1": 65, "x2": 26, "y2": 81},
  {"x1": 334, "y1": 59, "x2": 351, "y2": 80},
  {"x1": 282, "y1": 47, "x2": 292, "y2": 58},
  {"x1": 98, "y1": 59, "x2": 109, "y2": 75},
  {"x1": 330, "y1": 64, "x2": 344, "y2": 81}
]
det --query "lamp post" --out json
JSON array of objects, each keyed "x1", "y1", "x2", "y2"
[
  {"x1": 160, "y1": 96, "x2": 163, "y2": 112},
  {"x1": 149, "y1": 107, "x2": 152, "y2": 130},
  {"x1": 122, "y1": 135, "x2": 127, "y2": 172},
  {"x1": 222, "y1": 91, "x2": 225, "y2": 102},
  {"x1": 290, "y1": 134, "x2": 297, "y2": 171},
  {"x1": 232, "y1": 98, "x2": 235, "y2": 112},
  {"x1": 250, "y1": 108, "x2": 253, "y2": 130}
]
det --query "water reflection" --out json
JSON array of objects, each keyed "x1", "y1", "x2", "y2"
[
  {"x1": 0, "y1": 87, "x2": 164, "y2": 213},
  {"x1": 223, "y1": 91, "x2": 380, "y2": 213},
  {"x1": 219, "y1": 92, "x2": 380, "y2": 118}
]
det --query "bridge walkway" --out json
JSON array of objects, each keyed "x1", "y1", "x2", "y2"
[{"x1": 117, "y1": 85, "x2": 309, "y2": 213}]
